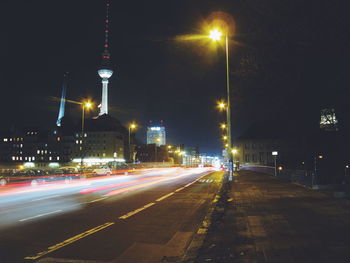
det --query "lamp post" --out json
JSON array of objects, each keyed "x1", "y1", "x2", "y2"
[
  {"x1": 272, "y1": 151, "x2": 278, "y2": 176},
  {"x1": 128, "y1": 123, "x2": 137, "y2": 162},
  {"x1": 80, "y1": 101, "x2": 93, "y2": 166},
  {"x1": 313, "y1": 155, "x2": 323, "y2": 185},
  {"x1": 210, "y1": 29, "x2": 233, "y2": 175}
]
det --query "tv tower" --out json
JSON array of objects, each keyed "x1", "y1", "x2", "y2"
[{"x1": 98, "y1": 1, "x2": 113, "y2": 116}]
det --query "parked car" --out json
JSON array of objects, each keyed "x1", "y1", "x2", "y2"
[{"x1": 93, "y1": 166, "x2": 112, "y2": 176}]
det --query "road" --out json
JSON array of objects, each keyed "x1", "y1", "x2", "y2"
[{"x1": 0, "y1": 167, "x2": 224, "y2": 263}]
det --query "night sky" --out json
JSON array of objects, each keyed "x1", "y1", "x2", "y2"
[{"x1": 1, "y1": 0, "x2": 349, "y2": 154}]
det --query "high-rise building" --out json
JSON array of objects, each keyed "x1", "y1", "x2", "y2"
[
  {"x1": 147, "y1": 126, "x2": 166, "y2": 146},
  {"x1": 98, "y1": 2, "x2": 113, "y2": 116},
  {"x1": 320, "y1": 108, "x2": 338, "y2": 131}
]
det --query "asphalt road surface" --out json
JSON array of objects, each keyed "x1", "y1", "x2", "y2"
[{"x1": 0, "y1": 167, "x2": 224, "y2": 263}]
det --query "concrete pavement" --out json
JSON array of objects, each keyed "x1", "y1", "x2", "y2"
[{"x1": 192, "y1": 170, "x2": 350, "y2": 263}]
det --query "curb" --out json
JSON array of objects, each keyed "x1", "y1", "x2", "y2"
[{"x1": 181, "y1": 172, "x2": 229, "y2": 263}]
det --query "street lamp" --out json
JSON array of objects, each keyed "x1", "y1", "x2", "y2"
[
  {"x1": 220, "y1": 123, "x2": 227, "y2": 130},
  {"x1": 81, "y1": 100, "x2": 93, "y2": 166},
  {"x1": 217, "y1": 101, "x2": 226, "y2": 111},
  {"x1": 272, "y1": 151, "x2": 278, "y2": 176},
  {"x1": 128, "y1": 122, "x2": 137, "y2": 162},
  {"x1": 210, "y1": 28, "x2": 233, "y2": 175},
  {"x1": 313, "y1": 155, "x2": 324, "y2": 185}
]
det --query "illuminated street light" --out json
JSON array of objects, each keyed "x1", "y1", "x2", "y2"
[
  {"x1": 231, "y1": 148, "x2": 237, "y2": 154},
  {"x1": 81, "y1": 100, "x2": 94, "y2": 166},
  {"x1": 220, "y1": 123, "x2": 227, "y2": 130},
  {"x1": 217, "y1": 101, "x2": 226, "y2": 111},
  {"x1": 210, "y1": 27, "x2": 233, "y2": 175},
  {"x1": 128, "y1": 122, "x2": 137, "y2": 162},
  {"x1": 209, "y1": 29, "x2": 222, "y2": 41},
  {"x1": 223, "y1": 135, "x2": 228, "y2": 140}
]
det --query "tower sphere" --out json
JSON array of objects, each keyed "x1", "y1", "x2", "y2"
[{"x1": 98, "y1": 69, "x2": 113, "y2": 79}]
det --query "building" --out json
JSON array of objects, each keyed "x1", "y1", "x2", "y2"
[
  {"x1": 147, "y1": 125, "x2": 166, "y2": 146},
  {"x1": 71, "y1": 114, "x2": 127, "y2": 165},
  {"x1": 136, "y1": 144, "x2": 169, "y2": 163},
  {"x1": 235, "y1": 121, "x2": 301, "y2": 168}
]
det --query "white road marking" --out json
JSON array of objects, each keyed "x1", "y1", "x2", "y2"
[
  {"x1": 19, "y1": 210, "x2": 62, "y2": 222},
  {"x1": 31, "y1": 195, "x2": 61, "y2": 202}
]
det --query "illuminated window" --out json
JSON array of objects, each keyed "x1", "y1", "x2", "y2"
[
  {"x1": 20, "y1": 157, "x2": 22, "y2": 161},
  {"x1": 49, "y1": 157, "x2": 52, "y2": 161},
  {"x1": 84, "y1": 133, "x2": 87, "y2": 137},
  {"x1": 57, "y1": 156, "x2": 60, "y2": 161},
  {"x1": 57, "y1": 137, "x2": 61, "y2": 141},
  {"x1": 37, "y1": 150, "x2": 40, "y2": 154},
  {"x1": 3, "y1": 138, "x2": 8, "y2": 142},
  {"x1": 12, "y1": 156, "x2": 15, "y2": 161},
  {"x1": 32, "y1": 157, "x2": 35, "y2": 161},
  {"x1": 28, "y1": 157, "x2": 31, "y2": 162},
  {"x1": 20, "y1": 144, "x2": 23, "y2": 148},
  {"x1": 76, "y1": 140, "x2": 79, "y2": 144},
  {"x1": 25, "y1": 157, "x2": 27, "y2": 160}
]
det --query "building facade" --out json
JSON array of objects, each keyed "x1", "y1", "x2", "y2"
[{"x1": 147, "y1": 126, "x2": 166, "y2": 146}]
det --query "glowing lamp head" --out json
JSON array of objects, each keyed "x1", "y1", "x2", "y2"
[
  {"x1": 209, "y1": 29, "x2": 222, "y2": 41},
  {"x1": 84, "y1": 102, "x2": 93, "y2": 109},
  {"x1": 98, "y1": 69, "x2": 114, "y2": 79},
  {"x1": 217, "y1": 101, "x2": 226, "y2": 111},
  {"x1": 130, "y1": 123, "x2": 137, "y2": 130}
]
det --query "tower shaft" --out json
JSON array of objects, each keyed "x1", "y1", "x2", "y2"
[{"x1": 100, "y1": 78, "x2": 109, "y2": 115}]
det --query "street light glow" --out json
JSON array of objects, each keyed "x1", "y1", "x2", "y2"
[
  {"x1": 231, "y1": 148, "x2": 237, "y2": 154},
  {"x1": 217, "y1": 101, "x2": 226, "y2": 111},
  {"x1": 209, "y1": 29, "x2": 222, "y2": 41},
  {"x1": 220, "y1": 123, "x2": 227, "y2": 129},
  {"x1": 84, "y1": 101, "x2": 93, "y2": 109},
  {"x1": 129, "y1": 123, "x2": 137, "y2": 130}
]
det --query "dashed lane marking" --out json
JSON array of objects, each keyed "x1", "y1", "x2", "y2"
[
  {"x1": 24, "y1": 222, "x2": 115, "y2": 260},
  {"x1": 24, "y1": 171, "x2": 217, "y2": 260},
  {"x1": 31, "y1": 195, "x2": 61, "y2": 202},
  {"x1": 119, "y1": 202, "x2": 156, "y2": 219},
  {"x1": 156, "y1": 192, "x2": 175, "y2": 202},
  {"x1": 175, "y1": 187, "x2": 185, "y2": 192},
  {"x1": 19, "y1": 210, "x2": 62, "y2": 222}
]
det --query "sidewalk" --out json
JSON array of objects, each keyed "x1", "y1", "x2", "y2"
[{"x1": 192, "y1": 170, "x2": 350, "y2": 263}]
